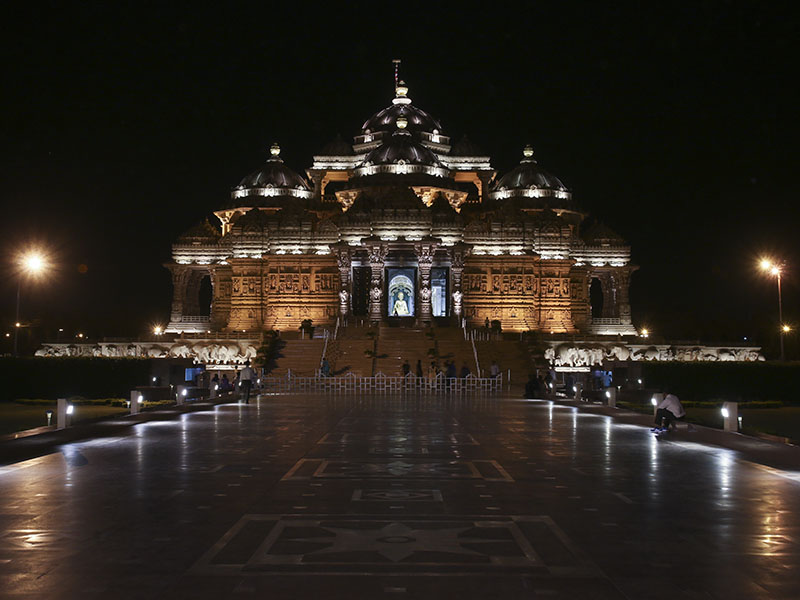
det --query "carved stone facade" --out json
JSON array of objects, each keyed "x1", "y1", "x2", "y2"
[{"x1": 165, "y1": 80, "x2": 638, "y2": 335}]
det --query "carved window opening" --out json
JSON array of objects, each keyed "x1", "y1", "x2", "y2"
[
  {"x1": 198, "y1": 275, "x2": 212, "y2": 316},
  {"x1": 590, "y1": 278, "x2": 604, "y2": 319}
]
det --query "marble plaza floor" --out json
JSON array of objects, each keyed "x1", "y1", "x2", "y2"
[{"x1": 1, "y1": 395, "x2": 799, "y2": 599}]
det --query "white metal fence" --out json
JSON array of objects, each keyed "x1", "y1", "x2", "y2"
[{"x1": 257, "y1": 371, "x2": 503, "y2": 394}]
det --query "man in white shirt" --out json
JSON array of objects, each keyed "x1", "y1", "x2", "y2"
[
  {"x1": 653, "y1": 393, "x2": 686, "y2": 432},
  {"x1": 239, "y1": 361, "x2": 256, "y2": 404}
]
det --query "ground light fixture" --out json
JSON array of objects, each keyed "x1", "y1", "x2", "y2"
[
  {"x1": 66, "y1": 404, "x2": 74, "y2": 415},
  {"x1": 721, "y1": 407, "x2": 729, "y2": 418},
  {"x1": 651, "y1": 397, "x2": 658, "y2": 406},
  {"x1": 45, "y1": 409, "x2": 53, "y2": 426}
]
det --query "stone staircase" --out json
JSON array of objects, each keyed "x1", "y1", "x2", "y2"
[
  {"x1": 475, "y1": 340, "x2": 536, "y2": 387},
  {"x1": 373, "y1": 325, "x2": 434, "y2": 377},
  {"x1": 325, "y1": 329, "x2": 376, "y2": 377},
  {"x1": 433, "y1": 327, "x2": 479, "y2": 375},
  {"x1": 270, "y1": 339, "x2": 325, "y2": 377}
]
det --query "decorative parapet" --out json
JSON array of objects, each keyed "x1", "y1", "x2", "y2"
[
  {"x1": 544, "y1": 342, "x2": 765, "y2": 369},
  {"x1": 35, "y1": 339, "x2": 259, "y2": 365}
]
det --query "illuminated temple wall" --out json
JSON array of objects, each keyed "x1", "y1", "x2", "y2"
[{"x1": 163, "y1": 82, "x2": 638, "y2": 336}]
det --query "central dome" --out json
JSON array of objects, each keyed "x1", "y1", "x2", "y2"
[
  {"x1": 363, "y1": 131, "x2": 443, "y2": 167},
  {"x1": 361, "y1": 81, "x2": 444, "y2": 136}
]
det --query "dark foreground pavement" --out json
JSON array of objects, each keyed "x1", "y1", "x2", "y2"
[{"x1": 1, "y1": 395, "x2": 798, "y2": 599}]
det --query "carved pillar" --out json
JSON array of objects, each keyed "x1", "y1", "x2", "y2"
[
  {"x1": 450, "y1": 242, "x2": 470, "y2": 320},
  {"x1": 415, "y1": 238, "x2": 439, "y2": 324},
  {"x1": 477, "y1": 172, "x2": 494, "y2": 203},
  {"x1": 309, "y1": 171, "x2": 324, "y2": 201},
  {"x1": 615, "y1": 267, "x2": 636, "y2": 325},
  {"x1": 364, "y1": 239, "x2": 387, "y2": 323},
  {"x1": 334, "y1": 243, "x2": 352, "y2": 317},
  {"x1": 167, "y1": 265, "x2": 190, "y2": 324}
]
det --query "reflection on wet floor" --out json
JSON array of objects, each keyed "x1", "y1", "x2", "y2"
[{"x1": 0, "y1": 395, "x2": 798, "y2": 599}]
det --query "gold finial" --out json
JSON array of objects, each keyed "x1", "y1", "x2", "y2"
[
  {"x1": 270, "y1": 142, "x2": 281, "y2": 157},
  {"x1": 523, "y1": 145, "x2": 534, "y2": 158},
  {"x1": 396, "y1": 116, "x2": 408, "y2": 130},
  {"x1": 395, "y1": 79, "x2": 408, "y2": 98}
]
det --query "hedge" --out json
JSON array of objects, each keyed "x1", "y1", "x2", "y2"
[
  {"x1": 0, "y1": 357, "x2": 153, "y2": 402},
  {"x1": 640, "y1": 362, "x2": 800, "y2": 405}
]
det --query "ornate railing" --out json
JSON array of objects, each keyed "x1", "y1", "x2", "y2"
[{"x1": 260, "y1": 371, "x2": 503, "y2": 394}]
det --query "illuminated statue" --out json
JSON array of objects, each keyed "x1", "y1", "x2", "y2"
[{"x1": 392, "y1": 291, "x2": 410, "y2": 316}]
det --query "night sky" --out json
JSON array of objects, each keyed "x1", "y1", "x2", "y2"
[{"x1": 1, "y1": 2, "x2": 797, "y2": 355}]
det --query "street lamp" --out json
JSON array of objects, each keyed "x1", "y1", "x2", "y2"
[
  {"x1": 759, "y1": 258, "x2": 786, "y2": 361},
  {"x1": 14, "y1": 250, "x2": 48, "y2": 357}
]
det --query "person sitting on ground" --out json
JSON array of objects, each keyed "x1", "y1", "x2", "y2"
[{"x1": 653, "y1": 392, "x2": 686, "y2": 432}]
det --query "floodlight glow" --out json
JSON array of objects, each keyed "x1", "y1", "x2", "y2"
[
  {"x1": 650, "y1": 397, "x2": 657, "y2": 406},
  {"x1": 605, "y1": 391, "x2": 611, "y2": 398},
  {"x1": 152, "y1": 377, "x2": 157, "y2": 382},
  {"x1": 66, "y1": 404, "x2": 74, "y2": 415},
  {"x1": 782, "y1": 324, "x2": 791, "y2": 333},
  {"x1": 721, "y1": 407, "x2": 729, "y2": 418},
  {"x1": 638, "y1": 378, "x2": 642, "y2": 384},
  {"x1": 759, "y1": 258, "x2": 772, "y2": 271},
  {"x1": 572, "y1": 386, "x2": 577, "y2": 392},
  {"x1": 181, "y1": 389, "x2": 188, "y2": 397},
  {"x1": 138, "y1": 395, "x2": 143, "y2": 404}
]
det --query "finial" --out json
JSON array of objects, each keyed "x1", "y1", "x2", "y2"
[
  {"x1": 270, "y1": 142, "x2": 281, "y2": 157},
  {"x1": 392, "y1": 58, "x2": 401, "y2": 87},
  {"x1": 396, "y1": 116, "x2": 408, "y2": 130},
  {"x1": 522, "y1": 145, "x2": 534, "y2": 159},
  {"x1": 395, "y1": 79, "x2": 408, "y2": 98}
]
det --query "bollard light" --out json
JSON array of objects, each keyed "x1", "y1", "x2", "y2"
[
  {"x1": 138, "y1": 395, "x2": 144, "y2": 404},
  {"x1": 152, "y1": 377, "x2": 157, "y2": 383},
  {"x1": 605, "y1": 390, "x2": 611, "y2": 399},
  {"x1": 650, "y1": 397, "x2": 657, "y2": 406},
  {"x1": 214, "y1": 384, "x2": 219, "y2": 391},
  {"x1": 720, "y1": 407, "x2": 729, "y2": 418},
  {"x1": 572, "y1": 386, "x2": 577, "y2": 393},
  {"x1": 638, "y1": 379, "x2": 642, "y2": 385},
  {"x1": 181, "y1": 389, "x2": 188, "y2": 397},
  {"x1": 46, "y1": 409, "x2": 53, "y2": 426}
]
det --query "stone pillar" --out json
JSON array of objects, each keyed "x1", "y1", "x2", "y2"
[
  {"x1": 167, "y1": 265, "x2": 190, "y2": 324},
  {"x1": 477, "y1": 172, "x2": 494, "y2": 203},
  {"x1": 449, "y1": 242, "x2": 469, "y2": 321},
  {"x1": 614, "y1": 268, "x2": 636, "y2": 326},
  {"x1": 334, "y1": 244, "x2": 352, "y2": 318},
  {"x1": 415, "y1": 240, "x2": 437, "y2": 324},
  {"x1": 365, "y1": 241, "x2": 386, "y2": 323}
]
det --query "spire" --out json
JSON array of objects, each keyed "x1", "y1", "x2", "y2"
[{"x1": 392, "y1": 58, "x2": 401, "y2": 88}]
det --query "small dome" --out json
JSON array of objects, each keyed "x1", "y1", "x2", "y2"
[
  {"x1": 232, "y1": 143, "x2": 312, "y2": 202},
  {"x1": 320, "y1": 134, "x2": 354, "y2": 156},
  {"x1": 177, "y1": 219, "x2": 221, "y2": 242},
  {"x1": 361, "y1": 82, "x2": 444, "y2": 135},
  {"x1": 583, "y1": 222, "x2": 625, "y2": 245},
  {"x1": 363, "y1": 131, "x2": 443, "y2": 168},
  {"x1": 494, "y1": 146, "x2": 569, "y2": 193},
  {"x1": 450, "y1": 134, "x2": 483, "y2": 157}
]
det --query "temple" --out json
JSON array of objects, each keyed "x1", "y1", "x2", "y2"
[{"x1": 165, "y1": 78, "x2": 638, "y2": 336}]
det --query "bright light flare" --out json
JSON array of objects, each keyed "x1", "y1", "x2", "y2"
[
  {"x1": 153, "y1": 325, "x2": 163, "y2": 335},
  {"x1": 20, "y1": 251, "x2": 47, "y2": 275},
  {"x1": 782, "y1": 324, "x2": 792, "y2": 333}
]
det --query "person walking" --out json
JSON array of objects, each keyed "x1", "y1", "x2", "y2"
[{"x1": 239, "y1": 361, "x2": 255, "y2": 404}]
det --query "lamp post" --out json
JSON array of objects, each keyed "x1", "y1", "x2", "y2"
[
  {"x1": 13, "y1": 251, "x2": 47, "y2": 357},
  {"x1": 759, "y1": 258, "x2": 786, "y2": 361}
]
